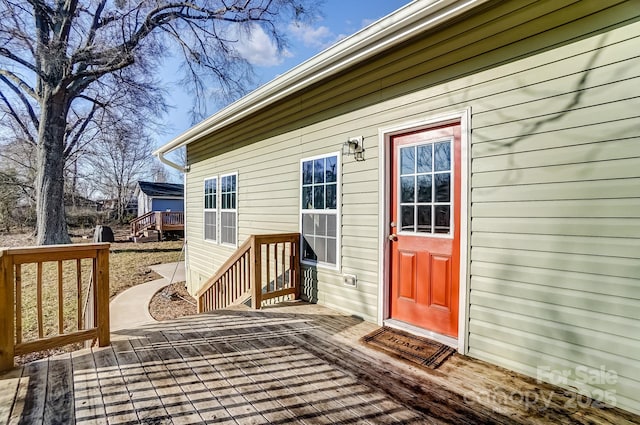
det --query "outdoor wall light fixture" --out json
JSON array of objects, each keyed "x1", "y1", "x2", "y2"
[{"x1": 343, "y1": 136, "x2": 365, "y2": 161}]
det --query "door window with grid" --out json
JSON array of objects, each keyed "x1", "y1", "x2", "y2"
[{"x1": 398, "y1": 140, "x2": 452, "y2": 235}]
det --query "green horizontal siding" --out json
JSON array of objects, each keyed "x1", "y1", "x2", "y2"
[
  {"x1": 467, "y1": 14, "x2": 640, "y2": 405},
  {"x1": 183, "y1": 0, "x2": 640, "y2": 413}
]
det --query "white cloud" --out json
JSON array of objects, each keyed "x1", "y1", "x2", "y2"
[
  {"x1": 361, "y1": 18, "x2": 376, "y2": 28},
  {"x1": 288, "y1": 22, "x2": 337, "y2": 50},
  {"x1": 231, "y1": 24, "x2": 290, "y2": 67}
]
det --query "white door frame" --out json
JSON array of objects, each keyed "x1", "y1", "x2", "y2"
[{"x1": 377, "y1": 107, "x2": 472, "y2": 354}]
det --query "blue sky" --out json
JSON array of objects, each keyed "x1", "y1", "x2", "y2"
[{"x1": 159, "y1": 0, "x2": 412, "y2": 147}]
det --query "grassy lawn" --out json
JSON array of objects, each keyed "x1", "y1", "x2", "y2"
[
  {"x1": 109, "y1": 240, "x2": 184, "y2": 298},
  {"x1": 1, "y1": 230, "x2": 183, "y2": 347}
]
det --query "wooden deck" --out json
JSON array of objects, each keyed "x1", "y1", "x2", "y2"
[{"x1": 0, "y1": 302, "x2": 637, "y2": 425}]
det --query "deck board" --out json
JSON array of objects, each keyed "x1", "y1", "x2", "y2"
[
  {"x1": 1, "y1": 301, "x2": 639, "y2": 425},
  {"x1": 43, "y1": 353, "x2": 74, "y2": 425},
  {"x1": 159, "y1": 327, "x2": 237, "y2": 424},
  {"x1": 113, "y1": 337, "x2": 174, "y2": 424},
  {"x1": 91, "y1": 344, "x2": 139, "y2": 424},
  {"x1": 17, "y1": 359, "x2": 48, "y2": 425},
  {"x1": 0, "y1": 369, "x2": 20, "y2": 424},
  {"x1": 240, "y1": 314, "x2": 428, "y2": 425},
  {"x1": 71, "y1": 347, "x2": 108, "y2": 425}
]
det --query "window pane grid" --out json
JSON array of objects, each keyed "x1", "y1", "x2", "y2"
[
  {"x1": 302, "y1": 212, "x2": 337, "y2": 265},
  {"x1": 302, "y1": 157, "x2": 337, "y2": 211},
  {"x1": 204, "y1": 178, "x2": 218, "y2": 241},
  {"x1": 220, "y1": 174, "x2": 237, "y2": 245},
  {"x1": 220, "y1": 211, "x2": 236, "y2": 245},
  {"x1": 301, "y1": 154, "x2": 338, "y2": 267},
  {"x1": 204, "y1": 211, "x2": 217, "y2": 241},
  {"x1": 220, "y1": 175, "x2": 236, "y2": 210},
  {"x1": 398, "y1": 140, "x2": 452, "y2": 235},
  {"x1": 204, "y1": 178, "x2": 217, "y2": 210}
]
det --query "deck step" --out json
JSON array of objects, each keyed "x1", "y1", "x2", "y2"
[{"x1": 133, "y1": 231, "x2": 159, "y2": 243}]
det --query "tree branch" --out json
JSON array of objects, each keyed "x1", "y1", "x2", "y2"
[
  {"x1": 54, "y1": 0, "x2": 78, "y2": 44},
  {"x1": 0, "y1": 74, "x2": 39, "y2": 128},
  {"x1": 0, "y1": 47, "x2": 39, "y2": 74},
  {"x1": 0, "y1": 70, "x2": 38, "y2": 99},
  {"x1": 0, "y1": 89, "x2": 36, "y2": 145},
  {"x1": 64, "y1": 102, "x2": 98, "y2": 158},
  {"x1": 84, "y1": 0, "x2": 108, "y2": 48}
]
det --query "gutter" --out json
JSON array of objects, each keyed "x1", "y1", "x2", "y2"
[{"x1": 154, "y1": 0, "x2": 490, "y2": 157}]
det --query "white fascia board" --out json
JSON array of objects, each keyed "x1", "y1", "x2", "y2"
[{"x1": 154, "y1": 0, "x2": 489, "y2": 156}]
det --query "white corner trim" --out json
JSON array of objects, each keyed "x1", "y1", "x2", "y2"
[
  {"x1": 458, "y1": 106, "x2": 472, "y2": 355},
  {"x1": 377, "y1": 107, "x2": 472, "y2": 355}
]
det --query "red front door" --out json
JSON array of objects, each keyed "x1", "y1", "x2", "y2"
[{"x1": 389, "y1": 123, "x2": 461, "y2": 337}]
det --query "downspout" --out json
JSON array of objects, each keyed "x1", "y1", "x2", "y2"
[
  {"x1": 156, "y1": 151, "x2": 189, "y2": 173},
  {"x1": 155, "y1": 150, "x2": 191, "y2": 293}
]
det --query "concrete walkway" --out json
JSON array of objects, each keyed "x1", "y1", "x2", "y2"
[{"x1": 110, "y1": 261, "x2": 185, "y2": 332}]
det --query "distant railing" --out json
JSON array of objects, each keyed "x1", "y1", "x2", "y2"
[
  {"x1": 0, "y1": 244, "x2": 110, "y2": 371},
  {"x1": 130, "y1": 211, "x2": 156, "y2": 235},
  {"x1": 197, "y1": 233, "x2": 300, "y2": 312},
  {"x1": 130, "y1": 211, "x2": 184, "y2": 237},
  {"x1": 160, "y1": 211, "x2": 184, "y2": 230}
]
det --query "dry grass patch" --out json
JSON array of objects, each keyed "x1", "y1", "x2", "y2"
[
  {"x1": 109, "y1": 240, "x2": 184, "y2": 297},
  {"x1": 1, "y1": 229, "x2": 184, "y2": 363},
  {"x1": 16, "y1": 259, "x2": 94, "y2": 343}
]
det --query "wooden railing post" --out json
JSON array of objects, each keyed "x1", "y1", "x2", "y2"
[
  {"x1": 197, "y1": 294, "x2": 203, "y2": 313},
  {"x1": 293, "y1": 235, "x2": 301, "y2": 300},
  {"x1": 251, "y1": 236, "x2": 262, "y2": 309},
  {"x1": 95, "y1": 246, "x2": 110, "y2": 347},
  {"x1": 155, "y1": 211, "x2": 162, "y2": 235},
  {"x1": 0, "y1": 250, "x2": 15, "y2": 371},
  {"x1": 197, "y1": 233, "x2": 300, "y2": 313}
]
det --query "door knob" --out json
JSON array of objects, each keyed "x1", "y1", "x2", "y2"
[{"x1": 388, "y1": 233, "x2": 397, "y2": 241}]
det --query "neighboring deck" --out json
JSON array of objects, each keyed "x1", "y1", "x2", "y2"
[
  {"x1": 130, "y1": 211, "x2": 184, "y2": 241},
  {"x1": 1, "y1": 302, "x2": 637, "y2": 425}
]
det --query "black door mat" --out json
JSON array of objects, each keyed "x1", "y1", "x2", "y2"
[{"x1": 361, "y1": 326, "x2": 455, "y2": 370}]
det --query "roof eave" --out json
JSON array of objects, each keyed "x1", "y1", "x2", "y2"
[{"x1": 154, "y1": 0, "x2": 490, "y2": 156}]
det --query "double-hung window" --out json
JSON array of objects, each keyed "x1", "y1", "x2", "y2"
[
  {"x1": 203, "y1": 173, "x2": 237, "y2": 245},
  {"x1": 204, "y1": 177, "x2": 217, "y2": 242},
  {"x1": 301, "y1": 153, "x2": 339, "y2": 268},
  {"x1": 220, "y1": 173, "x2": 237, "y2": 245}
]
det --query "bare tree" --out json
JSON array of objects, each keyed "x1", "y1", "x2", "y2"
[
  {"x1": 0, "y1": 139, "x2": 37, "y2": 204},
  {"x1": 150, "y1": 161, "x2": 170, "y2": 183},
  {"x1": 87, "y1": 109, "x2": 155, "y2": 223},
  {"x1": 0, "y1": 0, "x2": 316, "y2": 244},
  {"x1": 0, "y1": 169, "x2": 23, "y2": 232}
]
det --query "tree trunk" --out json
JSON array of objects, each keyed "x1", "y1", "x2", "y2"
[
  {"x1": 117, "y1": 186, "x2": 123, "y2": 223},
  {"x1": 35, "y1": 92, "x2": 71, "y2": 245}
]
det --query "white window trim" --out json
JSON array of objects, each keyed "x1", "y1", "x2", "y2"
[
  {"x1": 203, "y1": 176, "x2": 218, "y2": 244},
  {"x1": 219, "y1": 172, "x2": 239, "y2": 248},
  {"x1": 299, "y1": 151, "x2": 341, "y2": 271}
]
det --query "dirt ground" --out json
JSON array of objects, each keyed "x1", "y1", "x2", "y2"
[{"x1": 149, "y1": 282, "x2": 197, "y2": 321}]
